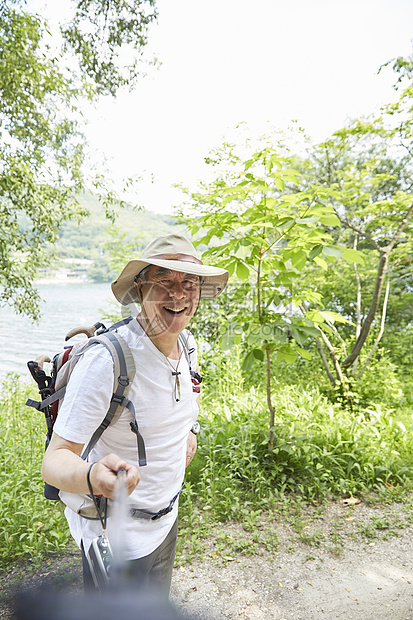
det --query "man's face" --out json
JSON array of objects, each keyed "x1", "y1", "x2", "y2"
[{"x1": 137, "y1": 265, "x2": 201, "y2": 336}]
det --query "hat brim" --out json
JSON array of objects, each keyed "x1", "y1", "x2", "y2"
[{"x1": 111, "y1": 258, "x2": 229, "y2": 305}]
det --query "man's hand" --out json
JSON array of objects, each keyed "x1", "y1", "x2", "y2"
[
  {"x1": 41, "y1": 432, "x2": 140, "y2": 498},
  {"x1": 186, "y1": 431, "x2": 197, "y2": 467},
  {"x1": 89, "y1": 454, "x2": 140, "y2": 498}
]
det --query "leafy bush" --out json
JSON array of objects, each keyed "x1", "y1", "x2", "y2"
[
  {"x1": 348, "y1": 352, "x2": 405, "y2": 408},
  {"x1": 180, "y1": 347, "x2": 413, "y2": 528}
]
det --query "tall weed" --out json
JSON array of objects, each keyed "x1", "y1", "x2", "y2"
[
  {"x1": 1, "y1": 347, "x2": 413, "y2": 568},
  {"x1": 0, "y1": 375, "x2": 70, "y2": 567},
  {"x1": 181, "y1": 347, "x2": 413, "y2": 526}
]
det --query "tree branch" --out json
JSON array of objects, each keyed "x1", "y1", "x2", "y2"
[
  {"x1": 329, "y1": 322, "x2": 348, "y2": 358},
  {"x1": 315, "y1": 338, "x2": 336, "y2": 385},
  {"x1": 386, "y1": 202, "x2": 413, "y2": 253},
  {"x1": 357, "y1": 274, "x2": 390, "y2": 379},
  {"x1": 318, "y1": 328, "x2": 346, "y2": 386},
  {"x1": 333, "y1": 209, "x2": 381, "y2": 251}
]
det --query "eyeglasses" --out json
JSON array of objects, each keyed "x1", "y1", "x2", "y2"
[
  {"x1": 153, "y1": 277, "x2": 200, "y2": 292},
  {"x1": 136, "y1": 275, "x2": 201, "y2": 293}
]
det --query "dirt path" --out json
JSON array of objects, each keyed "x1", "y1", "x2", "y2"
[
  {"x1": 171, "y1": 497, "x2": 413, "y2": 619},
  {"x1": 2, "y1": 498, "x2": 413, "y2": 619}
]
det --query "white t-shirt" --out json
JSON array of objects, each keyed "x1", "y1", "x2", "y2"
[{"x1": 53, "y1": 318, "x2": 199, "y2": 560}]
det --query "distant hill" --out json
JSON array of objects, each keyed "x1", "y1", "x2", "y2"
[{"x1": 38, "y1": 193, "x2": 186, "y2": 282}]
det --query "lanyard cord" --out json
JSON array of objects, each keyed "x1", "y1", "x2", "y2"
[
  {"x1": 134, "y1": 281, "x2": 191, "y2": 402},
  {"x1": 160, "y1": 331, "x2": 190, "y2": 402},
  {"x1": 87, "y1": 462, "x2": 107, "y2": 531}
]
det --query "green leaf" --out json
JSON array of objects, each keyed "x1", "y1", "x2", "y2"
[
  {"x1": 272, "y1": 326, "x2": 288, "y2": 343},
  {"x1": 236, "y1": 262, "x2": 250, "y2": 280},
  {"x1": 306, "y1": 309, "x2": 350, "y2": 325},
  {"x1": 291, "y1": 328, "x2": 305, "y2": 346},
  {"x1": 319, "y1": 311, "x2": 352, "y2": 325},
  {"x1": 299, "y1": 325, "x2": 320, "y2": 337},
  {"x1": 221, "y1": 329, "x2": 235, "y2": 351},
  {"x1": 263, "y1": 197, "x2": 277, "y2": 209},
  {"x1": 342, "y1": 247, "x2": 365, "y2": 265},
  {"x1": 305, "y1": 310, "x2": 325, "y2": 324},
  {"x1": 313, "y1": 256, "x2": 328, "y2": 270},
  {"x1": 291, "y1": 250, "x2": 307, "y2": 270},
  {"x1": 252, "y1": 348, "x2": 264, "y2": 361},
  {"x1": 295, "y1": 346, "x2": 312, "y2": 360},
  {"x1": 239, "y1": 238, "x2": 251, "y2": 246},
  {"x1": 319, "y1": 214, "x2": 340, "y2": 226},
  {"x1": 234, "y1": 241, "x2": 251, "y2": 259},
  {"x1": 227, "y1": 260, "x2": 236, "y2": 277},
  {"x1": 309, "y1": 245, "x2": 323, "y2": 259},
  {"x1": 242, "y1": 351, "x2": 255, "y2": 372},
  {"x1": 221, "y1": 194, "x2": 238, "y2": 207},
  {"x1": 276, "y1": 346, "x2": 297, "y2": 364},
  {"x1": 296, "y1": 216, "x2": 319, "y2": 225},
  {"x1": 322, "y1": 246, "x2": 344, "y2": 259},
  {"x1": 273, "y1": 176, "x2": 285, "y2": 191},
  {"x1": 282, "y1": 172, "x2": 301, "y2": 184}
]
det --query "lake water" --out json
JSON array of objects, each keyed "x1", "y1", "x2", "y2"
[{"x1": 0, "y1": 282, "x2": 131, "y2": 383}]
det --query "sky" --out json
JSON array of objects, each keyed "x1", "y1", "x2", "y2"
[{"x1": 39, "y1": 0, "x2": 413, "y2": 214}]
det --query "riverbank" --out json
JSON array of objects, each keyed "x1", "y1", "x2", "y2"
[{"x1": 33, "y1": 278, "x2": 95, "y2": 285}]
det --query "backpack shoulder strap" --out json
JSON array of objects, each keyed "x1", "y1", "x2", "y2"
[
  {"x1": 80, "y1": 330, "x2": 147, "y2": 467},
  {"x1": 179, "y1": 330, "x2": 203, "y2": 393},
  {"x1": 178, "y1": 330, "x2": 196, "y2": 371},
  {"x1": 109, "y1": 316, "x2": 135, "y2": 331}
]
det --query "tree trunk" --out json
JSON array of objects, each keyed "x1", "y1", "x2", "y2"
[
  {"x1": 342, "y1": 202, "x2": 413, "y2": 369},
  {"x1": 351, "y1": 234, "x2": 362, "y2": 375},
  {"x1": 342, "y1": 250, "x2": 389, "y2": 368},
  {"x1": 266, "y1": 345, "x2": 276, "y2": 452},
  {"x1": 357, "y1": 275, "x2": 391, "y2": 379}
]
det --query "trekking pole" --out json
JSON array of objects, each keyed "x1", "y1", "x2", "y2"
[
  {"x1": 27, "y1": 356, "x2": 53, "y2": 440},
  {"x1": 27, "y1": 356, "x2": 62, "y2": 500},
  {"x1": 86, "y1": 468, "x2": 129, "y2": 589},
  {"x1": 107, "y1": 468, "x2": 129, "y2": 586}
]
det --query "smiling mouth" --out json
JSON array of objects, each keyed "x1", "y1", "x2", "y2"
[{"x1": 164, "y1": 306, "x2": 187, "y2": 315}]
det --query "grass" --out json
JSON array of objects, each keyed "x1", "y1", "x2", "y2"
[
  {"x1": 177, "y1": 348, "x2": 413, "y2": 561},
  {"x1": 186, "y1": 383, "x2": 413, "y2": 511},
  {"x1": 0, "y1": 375, "x2": 71, "y2": 568},
  {"x1": 1, "y1": 344, "x2": 413, "y2": 569},
  {"x1": 176, "y1": 489, "x2": 413, "y2": 567}
]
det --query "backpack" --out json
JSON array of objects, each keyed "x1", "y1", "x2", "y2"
[{"x1": 26, "y1": 317, "x2": 147, "y2": 502}]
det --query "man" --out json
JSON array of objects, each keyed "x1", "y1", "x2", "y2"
[{"x1": 41, "y1": 233, "x2": 228, "y2": 595}]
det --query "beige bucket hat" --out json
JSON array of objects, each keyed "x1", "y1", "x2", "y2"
[{"x1": 111, "y1": 233, "x2": 229, "y2": 305}]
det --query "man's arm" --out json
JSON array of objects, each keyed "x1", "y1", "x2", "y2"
[
  {"x1": 41, "y1": 432, "x2": 140, "y2": 498},
  {"x1": 186, "y1": 432, "x2": 197, "y2": 467},
  {"x1": 186, "y1": 362, "x2": 201, "y2": 467}
]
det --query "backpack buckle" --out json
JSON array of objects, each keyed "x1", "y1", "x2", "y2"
[
  {"x1": 118, "y1": 375, "x2": 129, "y2": 388},
  {"x1": 111, "y1": 394, "x2": 125, "y2": 405}
]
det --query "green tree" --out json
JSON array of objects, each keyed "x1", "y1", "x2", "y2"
[
  {"x1": 62, "y1": 0, "x2": 158, "y2": 96},
  {"x1": 0, "y1": 0, "x2": 157, "y2": 318},
  {"x1": 180, "y1": 146, "x2": 356, "y2": 449},
  {"x1": 301, "y1": 93, "x2": 413, "y2": 389}
]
